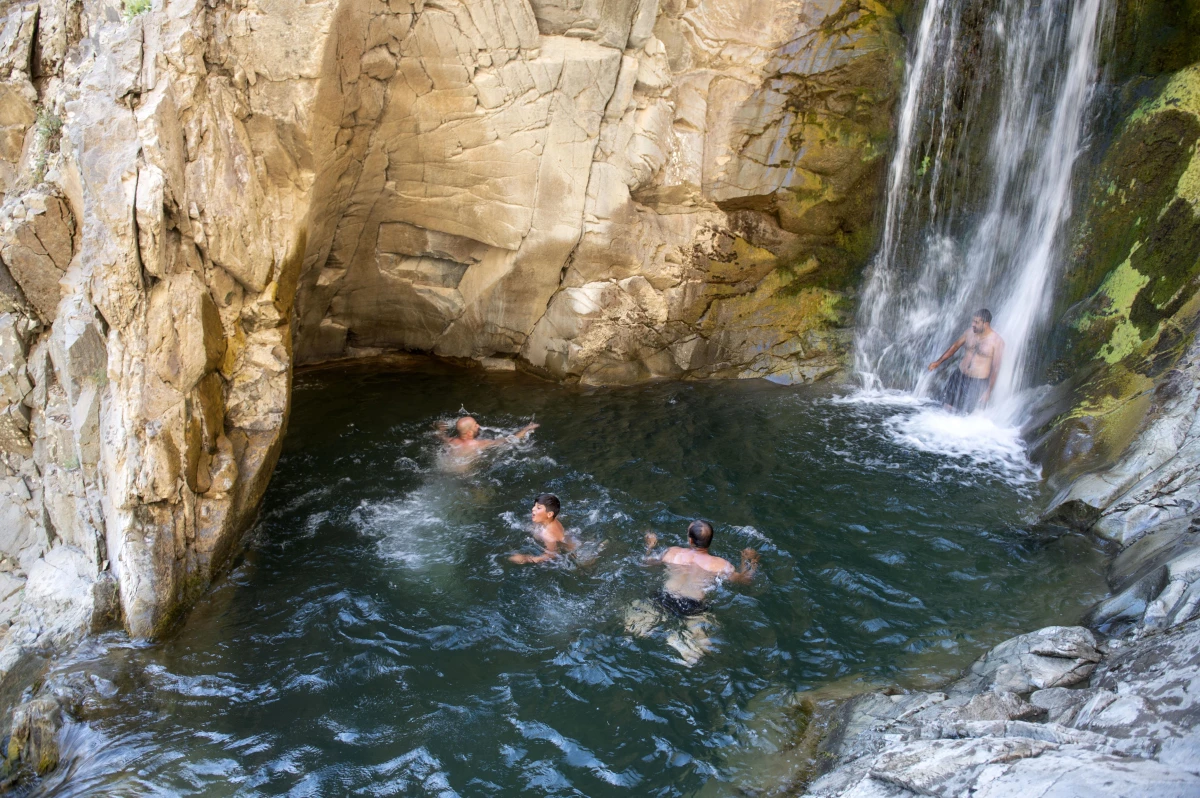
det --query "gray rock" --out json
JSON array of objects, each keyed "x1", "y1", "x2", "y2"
[
  {"x1": 930, "y1": 691, "x2": 1046, "y2": 723},
  {"x1": 952, "y1": 626, "x2": 1100, "y2": 695},
  {"x1": 1143, "y1": 578, "x2": 1191, "y2": 632},
  {"x1": 865, "y1": 737, "x2": 1200, "y2": 798},
  {"x1": 1108, "y1": 517, "x2": 1198, "y2": 591},
  {"x1": 1085, "y1": 566, "x2": 1167, "y2": 630},
  {"x1": 1029, "y1": 686, "x2": 1097, "y2": 725}
]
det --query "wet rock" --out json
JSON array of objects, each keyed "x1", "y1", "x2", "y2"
[
  {"x1": 1085, "y1": 566, "x2": 1168, "y2": 630},
  {"x1": 951, "y1": 626, "x2": 1101, "y2": 695},
  {"x1": 1108, "y1": 517, "x2": 1198, "y2": 591},
  {"x1": 5, "y1": 695, "x2": 62, "y2": 776}
]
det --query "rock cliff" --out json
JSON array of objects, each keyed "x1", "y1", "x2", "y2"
[
  {"x1": 1033, "y1": 0, "x2": 1200, "y2": 544},
  {"x1": 0, "y1": 0, "x2": 903, "y2": 715}
]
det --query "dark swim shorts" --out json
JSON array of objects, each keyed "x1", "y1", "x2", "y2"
[
  {"x1": 652, "y1": 590, "x2": 708, "y2": 618},
  {"x1": 939, "y1": 370, "x2": 988, "y2": 413}
]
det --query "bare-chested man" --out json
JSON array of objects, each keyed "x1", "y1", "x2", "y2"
[
  {"x1": 928, "y1": 308, "x2": 1005, "y2": 413},
  {"x1": 626, "y1": 520, "x2": 758, "y2": 665},
  {"x1": 509, "y1": 493, "x2": 575, "y2": 564},
  {"x1": 434, "y1": 416, "x2": 538, "y2": 470}
]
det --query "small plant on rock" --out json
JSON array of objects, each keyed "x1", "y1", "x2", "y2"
[
  {"x1": 123, "y1": 0, "x2": 151, "y2": 18},
  {"x1": 29, "y1": 108, "x2": 63, "y2": 186}
]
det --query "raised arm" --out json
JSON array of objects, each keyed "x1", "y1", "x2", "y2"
[
  {"x1": 726, "y1": 548, "x2": 759, "y2": 584},
  {"x1": 928, "y1": 332, "x2": 967, "y2": 371},
  {"x1": 433, "y1": 420, "x2": 452, "y2": 443},
  {"x1": 511, "y1": 422, "x2": 540, "y2": 440}
]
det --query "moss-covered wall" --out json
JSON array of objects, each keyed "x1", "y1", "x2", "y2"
[{"x1": 1035, "y1": 34, "x2": 1200, "y2": 485}]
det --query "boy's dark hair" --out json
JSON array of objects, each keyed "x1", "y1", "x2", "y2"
[
  {"x1": 534, "y1": 493, "x2": 561, "y2": 518},
  {"x1": 975, "y1": 308, "x2": 992, "y2": 324},
  {"x1": 688, "y1": 520, "x2": 714, "y2": 549}
]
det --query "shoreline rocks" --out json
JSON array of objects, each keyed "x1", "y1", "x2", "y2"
[{"x1": 800, "y1": 516, "x2": 1200, "y2": 798}]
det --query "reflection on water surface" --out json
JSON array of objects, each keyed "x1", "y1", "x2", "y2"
[{"x1": 28, "y1": 363, "x2": 1108, "y2": 796}]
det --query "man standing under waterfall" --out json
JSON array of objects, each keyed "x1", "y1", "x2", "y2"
[{"x1": 927, "y1": 309, "x2": 1005, "y2": 413}]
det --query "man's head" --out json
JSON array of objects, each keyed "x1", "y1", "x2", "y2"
[
  {"x1": 531, "y1": 493, "x2": 561, "y2": 525},
  {"x1": 971, "y1": 308, "x2": 992, "y2": 334},
  {"x1": 456, "y1": 416, "x2": 481, "y2": 439},
  {"x1": 687, "y1": 520, "x2": 714, "y2": 550}
]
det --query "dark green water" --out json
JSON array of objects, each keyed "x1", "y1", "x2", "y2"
[{"x1": 33, "y1": 363, "x2": 1108, "y2": 796}]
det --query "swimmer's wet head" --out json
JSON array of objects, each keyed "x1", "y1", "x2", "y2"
[
  {"x1": 531, "y1": 493, "x2": 560, "y2": 524},
  {"x1": 456, "y1": 416, "x2": 481, "y2": 439}
]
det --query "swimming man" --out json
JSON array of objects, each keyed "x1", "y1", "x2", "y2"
[
  {"x1": 434, "y1": 416, "x2": 538, "y2": 473},
  {"x1": 510, "y1": 493, "x2": 575, "y2": 564},
  {"x1": 626, "y1": 520, "x2": 758, "y2": 665},
  {"x1": 927, "y1": 309, "x2": 1005, "y2": 413}
]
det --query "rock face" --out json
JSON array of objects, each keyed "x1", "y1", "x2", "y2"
[
  {"x1": 1032, "y1": 7, "x2": 1200, "y2": 540},
  {"x1": 290, "y1": 0, "x2": 902, "y2": 385},
  {"x1": 0, "y1": 0, "x2": 903, "y2": 713}
]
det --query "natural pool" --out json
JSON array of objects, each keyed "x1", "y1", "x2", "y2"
[{"x1": 31, "y1": 363, "x2": 1109, "y2": 796}]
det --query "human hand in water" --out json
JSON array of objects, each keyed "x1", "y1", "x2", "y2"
[
  {"x1": 927, "y1": 361, "x2": 939, "y2": 371},
  {"x1": 509, "y1": 553, "x2": 533, "y2": 564},
  {"x1": 517, "y1": 422, "x2": 540, "y2": 438},
  {"x1": 741, "y1": 548, "x2": 759, "y2": 563},
  {"x1": 644, "y1": 532, "x2": 658, "y2": 550}
]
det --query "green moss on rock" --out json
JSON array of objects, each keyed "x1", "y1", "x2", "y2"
[{"x1": 1038, "y1": 59, "x2": 1200, "y2": 483}]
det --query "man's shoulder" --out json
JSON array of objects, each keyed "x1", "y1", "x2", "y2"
[{"x1": 700, "y1": 553, "x2": 734, "y2": 572}]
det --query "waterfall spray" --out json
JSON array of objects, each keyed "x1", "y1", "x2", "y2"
[{"x1": 854, "y1": 0, "x2": 1110, "y2": 425}]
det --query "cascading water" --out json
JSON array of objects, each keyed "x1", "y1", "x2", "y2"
[{"x1": 854, "y1": 0, "x2": 1110, "y2": 428}]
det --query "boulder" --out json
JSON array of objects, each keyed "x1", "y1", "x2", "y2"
[
  {"x1": 1085, "y1": 567, "x2": 1168, "y2": 631},
  {"x1": 952, "y1": 626, "x2": 1101, "y2": 695},
  {"x1": 4, "y1": 695, "x2": 62, "y2": 776}
]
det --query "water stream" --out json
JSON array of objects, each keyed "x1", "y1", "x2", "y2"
[
  {"x1": 854, "y1": 0, "x2": 1110, "y2": 423},
  {"x1": 24, "y1": 365, "x2": 1108, "y2": 797}
]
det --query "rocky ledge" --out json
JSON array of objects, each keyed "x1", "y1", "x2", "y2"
[{"x1": 800, "y1": 515, "x2": 1200, "y2": 798}]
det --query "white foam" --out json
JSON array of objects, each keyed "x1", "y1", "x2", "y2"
[
  {"x1": 884, "y1": 405, "x2": 1039, "y2": 483},
  {"x1": 352, "y1": 486, "x2": 462, "y2": 569},
  {"x1": 838, "y1": 389, "x2": 1040, "y2": 484}
]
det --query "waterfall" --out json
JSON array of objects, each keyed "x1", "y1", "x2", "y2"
[{"x1": 854, "y1": 0, "x2": 1110, "y2": 421}]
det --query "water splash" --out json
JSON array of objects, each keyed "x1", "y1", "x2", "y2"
[{"x1": 855, "y1": 0, "x2": 1110, "y2": 417}]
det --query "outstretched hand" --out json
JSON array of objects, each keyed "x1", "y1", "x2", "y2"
[
  {"x1": 644, "y1": 532, "x2": 658, "y2": 550},
  {"x1": 927, "y1": 361, "x2": 939, "y2": 372},
  {"x1": 516, "y1": 422, "x2": 540, "y2": 438},
  {"x1": 509, "y1": 553, "x2": 533, "y2": 564},
  {"x1": 741, "y1": 548, "x2": 758, "y2": 563}
]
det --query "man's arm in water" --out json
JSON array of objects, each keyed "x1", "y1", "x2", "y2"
[
  {"x1": 928, "y1": 332, "x2": 967, "y2": 371},
  {"x1": 433, "y1": 420, "x2": 452, "y2": 443},
  {"x1": 725, "y1": 548, "x2": 760, "y2": 584},
  {"x1": 982, "y1": 338, "x2": 1004, "y2": 406},
  {"x1": 479, "y1": 422, "x2": 540, "y2": 449}
]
